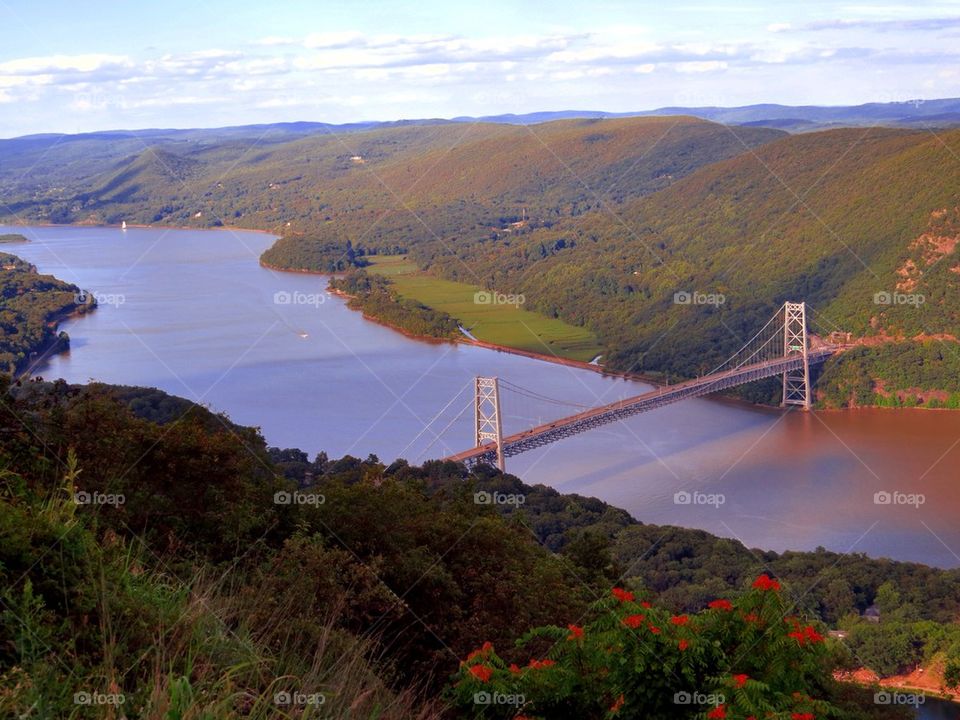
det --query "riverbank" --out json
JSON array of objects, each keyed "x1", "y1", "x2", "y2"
[
  {"x1": 3, "y1": 219, "x2": 279, "y2": 237},
  {"x1": 836, "y1": 666, "x2": 960, "y2": 704},
  {"x1": 327, "y1": 280, "x2": 664, "y2": 384}
]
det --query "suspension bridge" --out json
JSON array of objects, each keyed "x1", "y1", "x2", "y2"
[{"x1": 442, "y1": 301, "x2": 839, "y2": 470}]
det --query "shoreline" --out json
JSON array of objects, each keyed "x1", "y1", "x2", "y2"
[
  {"x1": 323, "y1": 279, "x2": 665, "y2": 385},
  {"x1": 12, "y1": 223, "x2": 959, "y2": 412},
  {"x1": 17, "y1": 303, "x2": 91, "y2": 378},
  {"x1": 836, "y1": 669, "x2": 960, "y2": 705},
  {"x1": 1, "y1": 220, "x2": 279, "y2": 237},
  {"x1": 326, "y1": 286, "x2": 457, "y2": 345}
]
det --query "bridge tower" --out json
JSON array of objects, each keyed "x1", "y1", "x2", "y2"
[
  {"x1": 781, "y1": 301, "x2": 812, "y2": 410},
  {"x1": 474, "y1": 376, "x2": 505, "y2": 471}
]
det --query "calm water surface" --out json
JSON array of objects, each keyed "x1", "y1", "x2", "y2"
[
  {"x1": 919, "y1": 697, "x2": 960, "y2": 719},
  {"x1": 8, "y1": 225, "x2": 960, "y2": 567}
]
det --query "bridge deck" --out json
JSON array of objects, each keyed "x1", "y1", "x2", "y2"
[{"x1": 445, "y1": 349, "x2": 835, "y2": 465}]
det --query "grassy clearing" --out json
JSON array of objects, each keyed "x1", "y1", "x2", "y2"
[{"x1": 366, "y1": 255, "x2": 602, "y2": 362}]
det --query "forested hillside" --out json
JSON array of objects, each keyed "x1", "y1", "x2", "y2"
[
  {"x1": 0, "y1": 252, "x2": 89, "y2": 373},
  {"x1": 0, "y1": 117, "x2": 782, "y2": 242},
  {"x1": 411, "y1": 126, "x2": 960, "y2": 401}
]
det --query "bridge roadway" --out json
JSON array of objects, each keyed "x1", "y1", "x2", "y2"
[{"x1": 445, "y1": 348, "x2": 836, "y2": 466}]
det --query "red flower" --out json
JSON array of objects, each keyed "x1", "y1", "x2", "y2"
[
  {"x1": 468, "y1": 664, "x2": 493, "y2": 682},
  {"x1": 791, "y1": 714, "x2": 815, "y2": 720},
  {"x1": 707, "y1": 705, "x2": 727, "y2": 719},
  {"x1": 610, "y1": 694, "x2": 625, "y2": 713},
  {"x1": 528, "y1": 658, "x2": 556, "y2": 669},
  {"x1": 622, "y1": 614, "x2": 645, "y2": 628},
  {"x1": 567, "y1": 624, "x2": 584, "y2": 640},
  {"x1": 743, "y1": 612, "x2": 760, "y2": 623},
  {"x1": 804, "y1": 625, "x2": 824, "y2": 643},
  {"x1": 648, "y1": 625, "x2": 661, "y2": 634},
  {"x1": 640, "y1": 601, "x2": 652, "y2": 608},
  {"x1": 788, "y1": 630, "x2": 805, "y2": 645},
  {"x1": 708, "y1": 599, "x2": 733, "y2": 611},
  {"x1": 732, "y1": 673, "x2": 749, "y2": 688},
  {"x1": 670, "y1": 614, "x2": 690, "y2": 626},
  {"x1": 678, "y1": 638, "x2": 689, "y2": 651},
  {"x1": 612, "y1": 587, "x2": 635, "y2": 602},
  {"x1": 752, "y1": 574, "x2": 781, "y2": 591},
  {"x1": 509, "y1": 663, "x2": 521, "y2": 674},
  {"x1": 466, "y1": 641, "x2": 494, "y2": 661}
]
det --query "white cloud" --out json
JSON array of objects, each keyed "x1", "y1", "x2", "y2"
[
  {"x1": 675, "y1": 60, "x2": 729, "y2": 73},
  {"x1": 0, "y1": 53, "x2": 130, "y2": 76}
]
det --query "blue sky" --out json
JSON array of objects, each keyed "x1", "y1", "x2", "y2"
[{"x1": 1, "y1": 0, "x2": 959, "y2": 136}]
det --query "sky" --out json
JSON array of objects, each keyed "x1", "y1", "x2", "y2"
[{"x1": 1, "y1": 0, "x2": 959, "y2": 137}]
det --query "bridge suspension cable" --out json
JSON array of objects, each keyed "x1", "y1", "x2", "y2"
[
  {"x1": 498, "y1": 378, "x2": 591, "y2": 410},
  {"x1": 396, "y1": 380, "x2": 473, "y2": 460},
  {"x1": 704, "y1": 303, "x2": 787, "y2": 377}
]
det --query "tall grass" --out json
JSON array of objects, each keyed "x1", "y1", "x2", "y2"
[{"x1": 0, "y1": 463, "x2": 445, "y2": 720}]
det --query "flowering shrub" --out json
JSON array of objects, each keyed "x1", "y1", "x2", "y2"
[{"x1": 451, "y1": 576, "x2": 834, "y2": 719}]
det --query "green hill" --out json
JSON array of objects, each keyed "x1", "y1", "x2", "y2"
[
  {"x1": 0, "y1": 116, "x2": 782, "y2": 240},
  {"x1": 413, "y1": 127, "x2": 960, "y2": 402}
]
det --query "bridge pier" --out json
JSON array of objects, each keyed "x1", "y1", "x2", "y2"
[
  {"x1": 781, "y1": 301, "x2": 812, "y2": 410},
  {"x1": 474, "y1": 376, "x2": 505, "y2": 471}
]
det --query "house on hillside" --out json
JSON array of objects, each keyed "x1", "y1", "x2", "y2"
[{"x1": 863, "y1": 605, "x2": 881, "y2": 623}]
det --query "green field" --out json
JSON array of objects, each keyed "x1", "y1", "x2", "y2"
[{"x1": 367, "y1": 255, "x2": 602, "y2": 362}]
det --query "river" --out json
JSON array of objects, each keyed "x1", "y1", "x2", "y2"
[{"x1": 7, "y1": 224, "x2": 960, "y2": 568}]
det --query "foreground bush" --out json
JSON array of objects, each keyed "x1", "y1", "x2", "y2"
[{"x1": 452, "y1": 577, "x2": 837, "y2": 719}]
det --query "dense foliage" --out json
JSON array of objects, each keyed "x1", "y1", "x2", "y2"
[
  {"x1": 0, "y1": 378, "x2": 590, "y2": 717},
  {"x1": 0, "y1": 378, "x2": 942, "y2": 716},
  {"x1": 262, "y1": 238, "x2": 370, "y2": 273},
  {"x1": 452, "y1": 579, "x2": 838, "y2": 719},
  {"x1": 0, "y1": 252, "x2": 89, "y2": 373},
  {"x1": 331, "y1": 269, "x2": 461, "y2": 339},
  {"x1": 816, "y1": 342, "x2": 960, "y2": 408}
]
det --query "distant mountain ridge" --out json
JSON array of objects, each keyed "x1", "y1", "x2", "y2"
[
  {"x1": 2, "y1": 97, "x2": 958, "y2": 147},
  {"x1": 464, "y1": 98, "x2": 960, "y2": 131}
]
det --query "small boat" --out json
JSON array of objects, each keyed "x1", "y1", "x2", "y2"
[
  {"x1": 298, "y1": 331, "x2": 309, "y2": 338},
  {"x1": 121, "y1": 221, "x2": 128, "y2": 231}
]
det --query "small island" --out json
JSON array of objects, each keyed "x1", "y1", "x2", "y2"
[{"x1": 0, "y1": 233, "x2": 29, "y2": 244}]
